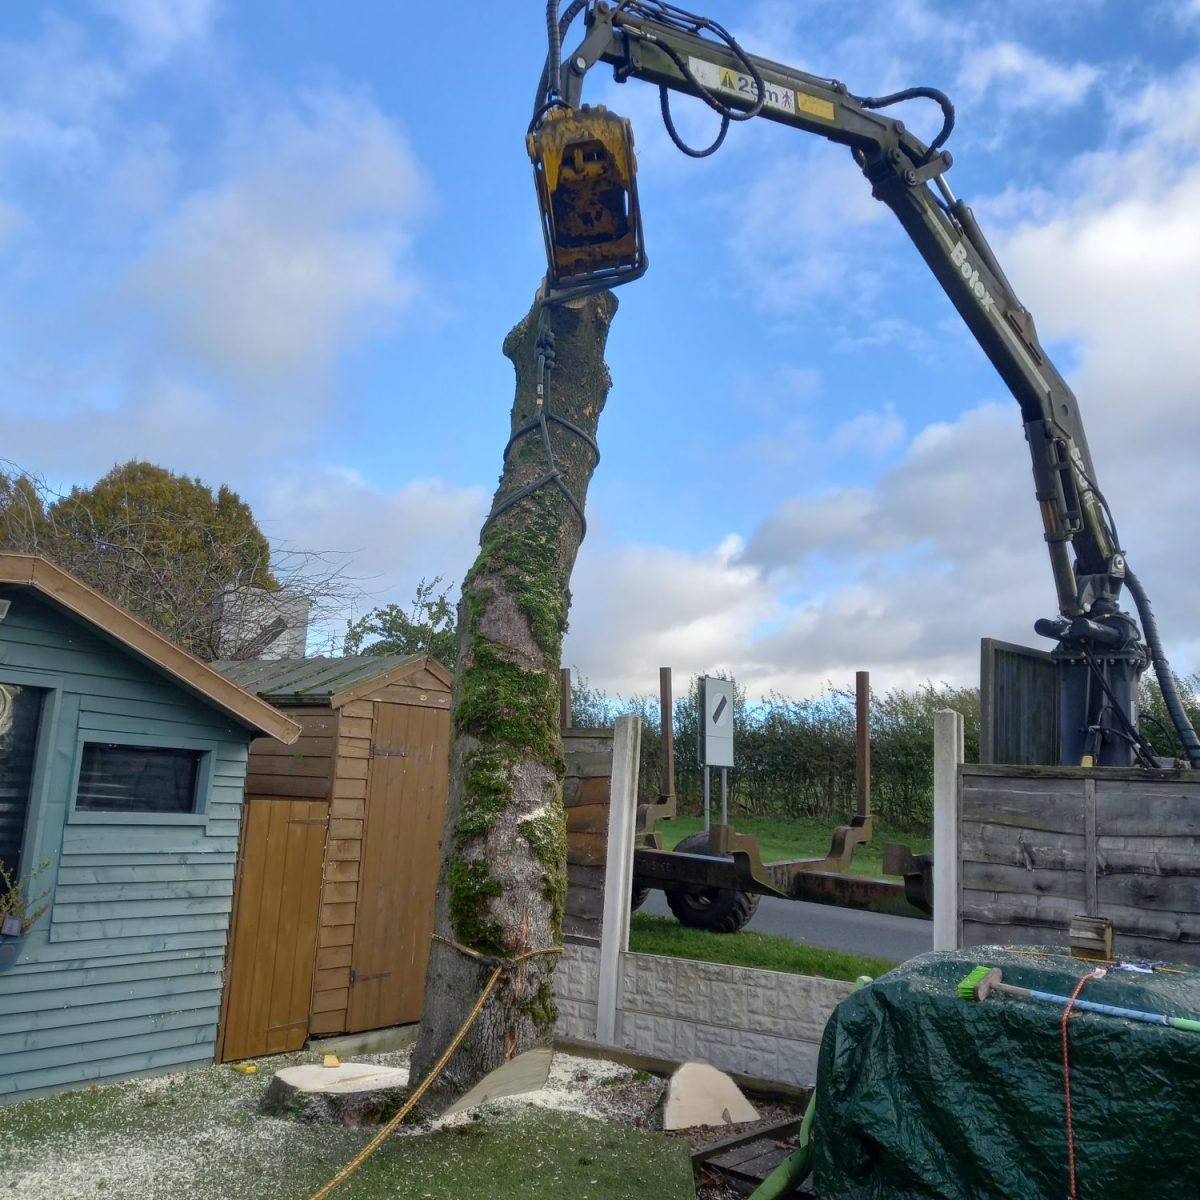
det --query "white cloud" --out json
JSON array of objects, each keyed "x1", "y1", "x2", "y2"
[
  {"x1": 564, "y1": 533, "x2": 780, "y2": 696},
  {"x1": 256, "y1": 468, "x2": 488, "y2": 634},
  {"x1": 95, "y1": 0, "x2": 218, "y2": 65},
  {"x1": 128, "y1": 91, "x2": 427, "y2": 392},
  {"x1": 957, "y1": 42, "x2": 1098, "y2": 109},
  {"x1": 102, "y1": 125, "x2": 179, "y2": 216},
  {"x1": 1169, "y1": 0, "x2": 1200, "y2": 25},
  {"x1": 0, "y1": 17, "x2": 127, "y2": 126},
  {"x1": 0, "y1": 82, "x2": 432, "y2": 488},
  {"x1": 829, "y1": 405, "x2": 905, "y2": 456},
  {"x1": 727, "y1": 151, "x2": 886, "y2": 311}
]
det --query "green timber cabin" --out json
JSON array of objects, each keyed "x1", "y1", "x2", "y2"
[{"x1": 0, "y1": 554, "x2": 298, "y2": 1103}]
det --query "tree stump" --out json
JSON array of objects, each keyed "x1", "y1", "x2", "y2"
[{"x1": 260, "y1": 1062, "x2": 411, "y2": 1126}]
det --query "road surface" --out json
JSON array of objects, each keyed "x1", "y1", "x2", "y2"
[{"x1": 640, "y1": 890, "x2": 932, "y2": 963}]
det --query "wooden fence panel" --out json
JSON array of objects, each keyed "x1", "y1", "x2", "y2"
[
  {"x1": 979, "y1": 639, "x2": 1059, "y2": 766},
  {"x1": 562, "y1": 730, "x2": 614, "y2": 943},
  {"x1": 959, "y1": 764, "x2": 1200, "y2": 963}
]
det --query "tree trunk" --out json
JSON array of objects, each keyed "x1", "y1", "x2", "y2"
[{"x1": 411, "y1": 288, "x2": 618, "y2": 1103}]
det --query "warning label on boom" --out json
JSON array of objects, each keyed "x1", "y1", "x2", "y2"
[{"x1": 687, "y1": 57, "x2": 835, "y2": 121}]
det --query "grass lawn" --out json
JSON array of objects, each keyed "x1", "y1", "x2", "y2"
[
  {"x1": 629, "y1": 913, "x2": 897, "y2": 981},
  {"x1": 662, "y1": 814, "x2": 931, "y2": 878},
  {"x1": 0, "y1": 1055, "x2": 693, "y2": 1200}
]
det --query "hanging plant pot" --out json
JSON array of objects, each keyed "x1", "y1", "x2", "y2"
[{"x1": 0, "y1": 934, "x2": 25, "y2": 972}]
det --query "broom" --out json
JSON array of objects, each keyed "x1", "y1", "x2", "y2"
[{"x1": 958, "y1": 965, "x2": 1200, "y2": 1031}]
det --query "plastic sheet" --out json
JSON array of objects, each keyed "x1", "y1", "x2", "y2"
[{"x1": 812, "y1": 947, "x2": 1200, "y2": 1199}]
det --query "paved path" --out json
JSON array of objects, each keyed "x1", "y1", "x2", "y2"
[{"x1": 640, "y1": 890, "x2": 932, "y2": 963}]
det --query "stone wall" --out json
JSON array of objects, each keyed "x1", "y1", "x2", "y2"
[
  {"x1": 554, "y1": 942, "x2": 853, "y2": 1087},
  {"x1": 555, "y1": 941, "x2": 601, "y2": 1042},
  {"x1": 552, "y1": 713, "x2": 851, "y2": 1087}
]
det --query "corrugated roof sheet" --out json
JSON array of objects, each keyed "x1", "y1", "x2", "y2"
[{"x1": 212, "y1": 653, "x2": 423, "y2": 702}]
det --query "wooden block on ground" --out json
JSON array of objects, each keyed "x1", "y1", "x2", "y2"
[
  {"x1": 443, "y1": 1047, "x2": 554, "y2": 1118},
  {"x1": 663, "y1": 1062, "x2": 759, "y2": 1131}
]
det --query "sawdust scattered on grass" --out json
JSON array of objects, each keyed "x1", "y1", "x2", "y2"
[{"x1": 0, "y1": 1049, "x2": 688, "y2": 1200}]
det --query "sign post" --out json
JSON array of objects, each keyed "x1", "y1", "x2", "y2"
[{"x1": 699, "y1": 676, "x2": 735, "y2": 834}]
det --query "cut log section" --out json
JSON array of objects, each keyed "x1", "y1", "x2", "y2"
[{"x1": 260, "y1": 1061, "x2": 411, "y2": 1126}]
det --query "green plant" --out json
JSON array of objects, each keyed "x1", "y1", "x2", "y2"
[
  {"x1": 342, "y1": 576, "x2": 459, "y2": 668},
  {"x1": 0, "y1": 860, "x2": 49, "y2": 936}
]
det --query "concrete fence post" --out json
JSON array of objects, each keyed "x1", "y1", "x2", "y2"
[
  {"x1": 596, "y1": 715, "x2": 641, "y2": 1044},
  {"x1": 933, "y1": 708, "x2": 964, "y2": 952}
]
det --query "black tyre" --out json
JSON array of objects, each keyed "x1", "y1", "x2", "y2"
[
  {"x1": 630, "y1": 884, "x2": 651, "y2": 911},
  {"x1": 663, "y1": 832, "x2": 760, "y2": 933}
]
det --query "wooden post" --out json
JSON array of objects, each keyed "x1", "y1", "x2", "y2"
[
  {"x1": 560, "y1": 666, "x2": 572, "y2": 730},
  {"x1": 597, "y1": 715, "x2": 642, "y2": 1044},
  {"x1": 659, "y1": 666, "x2": 675, "y2": 798},
  {"x1": 855, "y1": 670, "x2": 871, "y2": 820},
  {"x1": 1084, "y1": 776, "x2": 1098, "y2": 918},
  {"x1": 933, "y1": 708, "x2": 965, "y2": 952},
  {"x1": 979, "y1": 639, "x2": 995, "y2": 765}
]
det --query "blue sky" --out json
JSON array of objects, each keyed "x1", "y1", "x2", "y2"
[{"x1": 2, "y1": 1, "x2": 1199, "y2": 699}]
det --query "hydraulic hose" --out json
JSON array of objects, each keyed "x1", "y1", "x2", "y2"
[
  {"x1": 545, "y1": 0, "x2": 564, "y2": 101},
  {"x1": 1124, "y1": 567, "x2": 1200, "y2": 767},
  {"x1": 533, "y1": 0, "x2": 589, "y2": 118}
]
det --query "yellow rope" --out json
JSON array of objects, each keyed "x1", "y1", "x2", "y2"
[{"x1": 305, "y1": 944, "x2": 562, "y2": 1200}]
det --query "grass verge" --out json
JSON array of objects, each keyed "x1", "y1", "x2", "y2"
[
  {"x1": 0, "y1": 1056, "x2": 693, "y2": 1200},
  {"x1": 629, "y1": 913, "x2": 897, "y2": 981},
  {"x1": 663, "y1": 814, "x2": 931, "y2": 877}
]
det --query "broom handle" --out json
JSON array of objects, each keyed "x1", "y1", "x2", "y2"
[{"x1": 996, "y1": 981, "x2": 1200, "y2": 1032}]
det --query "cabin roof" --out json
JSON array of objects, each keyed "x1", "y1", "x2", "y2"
[
  {"x1": 213, "y1": 653, "x2": 452, "y2": 709},
  {"x1": 0, "y1": 553, "x2": 300, "y2": 744}
]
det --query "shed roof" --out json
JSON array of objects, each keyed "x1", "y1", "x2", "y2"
[
  {"x1": 0, "y1": 554, "x2": 300, "y2": 744},
  {"x1": 213, "y1": 653, "x2": 451, "y2": 709}
]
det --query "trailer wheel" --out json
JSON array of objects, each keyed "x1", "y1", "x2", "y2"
[
  {"x1": 664, "y1": 833, "x2": 760, "y2": 934},
  {"x1": 631, "y1": 884, "x2": 651, "y2": 911}
]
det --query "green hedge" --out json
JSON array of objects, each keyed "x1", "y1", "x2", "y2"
[
  {"x1": 570, "y1": 668, "x2": 1200, "y2": 829},
  {"x1": 569, "y1": 674, "x2": 979, "y2": 831}
]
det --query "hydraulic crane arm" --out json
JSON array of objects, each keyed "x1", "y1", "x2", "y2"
[
  {"x1": 531, "y1": 0, "x2": 1200, "y2": 768},
  {"x1": 561, "y1": 1, "x2": 1114, "y2": 619}
]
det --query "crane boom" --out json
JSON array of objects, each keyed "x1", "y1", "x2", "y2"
[{"x1": 530, "y1": 0, "x2": 1200, "y2": 768}]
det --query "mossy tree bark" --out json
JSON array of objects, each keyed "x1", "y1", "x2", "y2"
[{"x1": 411, "y1": 288, "x2": 618, "y2": 1102}]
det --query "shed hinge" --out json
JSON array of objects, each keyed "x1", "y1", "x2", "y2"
[
  {"x1": 371, "y1": 748, "x2": 408, "y2": 758},
  {"x1": 350, "y1": 969, "x2": 392, "y2": 984}
]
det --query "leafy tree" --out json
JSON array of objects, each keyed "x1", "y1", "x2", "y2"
[
  {"x1": 0, "y1": 472, "x2": 51, "y2": 548},
  {"x1": 342, "y1": 577, "x2": 458, "y2": 668},
  {"x1": 50, "y1": 461, "x2": 277, "y2": 592},
  {"x1": 1, "y1": 459, "x2": 355, "y2": 660},
  {"x1": 1138, "y1": 673, "x2": 1200, "y2": 760}
]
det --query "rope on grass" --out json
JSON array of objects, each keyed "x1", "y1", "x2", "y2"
[{"x1": 305, "y1": 943, "x2": 562, "y2": 1200}]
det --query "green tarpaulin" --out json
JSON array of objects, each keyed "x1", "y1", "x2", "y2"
[{"x1": 812, "y1": 947, "x2": 1200, "y2": 1199}]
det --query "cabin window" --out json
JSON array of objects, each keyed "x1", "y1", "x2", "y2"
[
  {"x1": 76, "y1": 743, "x2": 203, "y2": 815},
  {"x1": 0, "y1": 683, "x2": 46, "y2": 880}
]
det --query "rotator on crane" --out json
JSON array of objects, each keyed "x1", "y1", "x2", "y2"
[{"x1": 527, "y1": 105, "x2": 645, "y2": 294}]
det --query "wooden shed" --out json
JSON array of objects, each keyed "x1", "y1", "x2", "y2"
[
  {"x1": 213, "y1": 654, "x2": 451, "y2": 1060},
  {"x1": 0, "y1": 555, "x2": 298, "y2": 1104}
]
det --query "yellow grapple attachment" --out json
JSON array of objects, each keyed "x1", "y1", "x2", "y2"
[{"x1": 527, "y1": 104, "x2": 646, "y2": 292}]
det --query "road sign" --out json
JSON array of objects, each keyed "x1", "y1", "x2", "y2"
[{"x1": 701, "y1": 675, "x2": 734, "y2": 768}]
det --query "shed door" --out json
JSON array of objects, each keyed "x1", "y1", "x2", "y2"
[
  {"x1": 219, "y1": 798, "x2": 328, "y2": 1061},
  {"x1": 346, "y1": 701, "x2": 449, "y2": 1032}
]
